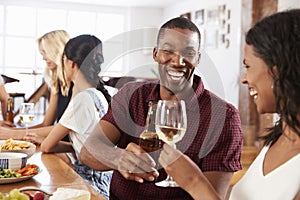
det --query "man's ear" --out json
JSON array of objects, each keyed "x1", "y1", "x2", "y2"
[
  {"x1": 153, "y1": 47, "x2": 158, "y2": 61},
  {"x1": 197, "y1": 52, "x2": 201, "y2": 64}
]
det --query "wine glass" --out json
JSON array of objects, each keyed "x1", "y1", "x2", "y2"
[
  {"x1": 19, "y1": 103, "x2": 35, "y2": 135},
  {"x1": 155, "y1": 100, "x2": 187, "y2": 187}
]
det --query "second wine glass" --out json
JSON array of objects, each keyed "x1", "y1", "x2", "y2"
[
  {"x1": 19, "y1": 103, "x2": 35, "y2": 135},
  {"x1": 155, "y1": 100, "x2": 187, "y2": 187}
]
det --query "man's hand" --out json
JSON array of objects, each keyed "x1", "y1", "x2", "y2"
[
  {"x1": 0, "y1": 120, "x2": 15, "y2": 128},
  {"x1": 117, "y1": 142, "x2": 159, "y2": 183}
]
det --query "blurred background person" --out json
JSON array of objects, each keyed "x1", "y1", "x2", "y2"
[
  {"x1": 29, "y1": 34, "x2": 112, "y2": 199},
  {"x1": 0, "y1": 75, "x2": 15, "y2": 127},
  {"x1": 30, "y1": 30, "x2": 73, "y2": 135},
  {"x1": 0, "y1": 30, "x2": 74, "y2": 166}
]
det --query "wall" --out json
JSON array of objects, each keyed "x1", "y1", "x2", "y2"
[
  {"x1": 107, "y1": 7, "x2": 163, "y2": 79},
  {"x1": 1, "y1": 0, "x2": 243, "y2": 108},
  {"x1": 161, "y1": 0, "x2": 242, "y2": 107},
  {"x1": 73, "y1": 0, "x2": 300, "y2": 107},
  {"x1": 278, "y1": 0, "x2": 300, "y2": 10}
]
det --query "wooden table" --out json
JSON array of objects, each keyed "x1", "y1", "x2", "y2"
[{"x1": 1, "y1": 151, "x2": 105, "y2": 200}]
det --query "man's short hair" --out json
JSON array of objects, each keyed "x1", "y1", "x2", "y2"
[{"x1": 157, "y1": 17, "x2": 201, "y2": 49}]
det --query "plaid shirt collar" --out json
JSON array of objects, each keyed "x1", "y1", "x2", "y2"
[{"x1": 145, "y1": 75, "x2": 205, "y2": 111}]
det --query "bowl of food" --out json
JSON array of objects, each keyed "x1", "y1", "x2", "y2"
[
  {"x1": 0, "y1": 138, "x2": 36, "y2": 157},
  {"x1": 0, "y1": 152, "x2": 27, "y2": 171}
]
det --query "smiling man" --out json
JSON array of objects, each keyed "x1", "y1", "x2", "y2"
[
  {"x1": 80, "y1": 17, "x2": 243, "y2": 200},
  {"x1": 154, "y1": 27, "x2": 200, "y2": 98}
]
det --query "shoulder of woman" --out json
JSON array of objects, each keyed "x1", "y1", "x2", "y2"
[{"x1": 88, "y1": 88, "x2": 108, "y2": 103}]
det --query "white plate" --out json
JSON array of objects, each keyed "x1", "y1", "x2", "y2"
[
  {"x1": 0, "y1": 173, "x2": 37, "y2": 184},
  {"x1": 0, "y1": 140, "x2": 36, "y2": 157},
  {"x1": 0, "y1": 165, "x2": 40, "y2": 184}
]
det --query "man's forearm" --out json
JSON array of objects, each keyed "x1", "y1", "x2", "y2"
[{"x1": 80, "y1": 146, "x2": 119, "y2": 171}]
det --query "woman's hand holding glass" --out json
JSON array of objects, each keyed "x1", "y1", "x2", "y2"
[{"x1": 19, "y1": 103, "x2": 35, "y2": 135}]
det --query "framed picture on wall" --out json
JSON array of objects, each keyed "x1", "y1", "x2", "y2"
[
  {"x1": 195, "y1": 9, "x2": 204, "y2": 26},
  {"x1": 180, "y1": 12, "x2": 191, "y2": 20},
  {"x1": 205, "y1": 29, "x2": 218, "y2": 49},
  {"x1": 206, "y1": 7, "x2": 220, "y2": 26},
  {"x1": 199, "y1": 28, "x2": 205, "y2": 48}
]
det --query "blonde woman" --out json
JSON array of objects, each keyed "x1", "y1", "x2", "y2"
[
  {"x1": 33, "y1": 30, "x2": 73, "y2": 132},
  {"x1": 2, "y1": 30, "x2": 71, "y2": 133},
  {"x1": 0, "y1": 30, "x2": 73, "y2": 165}
]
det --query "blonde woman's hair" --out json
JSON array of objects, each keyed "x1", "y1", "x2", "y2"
[{"x1": 38, "y1": 30, "x2": 70, "y2": 96}]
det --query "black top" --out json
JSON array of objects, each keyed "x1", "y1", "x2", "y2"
[{"x1": 57, "y1": 82, "x2": 73, "y2": 141}]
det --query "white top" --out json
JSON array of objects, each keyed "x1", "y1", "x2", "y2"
[
  {"x1": 0, "y1": 76, "x2": 4, "y2": 84},
  {"x1": 230, "y1": 145, "x2": 300, "y2": 200},
  {"x1": 59, "y1": 88, "x2": 108, "y2": 156}
]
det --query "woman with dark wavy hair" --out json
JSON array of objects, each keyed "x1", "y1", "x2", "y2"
[
  {"x1": 33, "y1": 34, "x2": 111, "y2": 199},
  {"x1": 158, "y1": 9, "x2": 300, "y2": 200}
]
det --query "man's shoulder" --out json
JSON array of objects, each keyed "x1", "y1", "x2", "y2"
[
  {"x1": 123, "y1": 80, "x2": 157, "y2": 88},
  {"x1": 193, "y1": 75, "x2": 237, "y2": 111},
  {"x1": 111, "y1": 80, "x2": 158, "y2": 106},
  {"x1": 202, "y1": 89, "x2": 239, "y2": 113},
  {"x1": 118, "y1": 80, "x2": 158, "y2": 95}
]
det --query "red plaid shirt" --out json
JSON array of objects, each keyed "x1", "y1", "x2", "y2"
[{"x1": 102, "y1": 75, "x2": 243, "y2": 200}]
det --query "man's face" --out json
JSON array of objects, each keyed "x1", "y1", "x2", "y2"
[{"x1": 153, "y1": 28, "x2": 200, "y2": 95}]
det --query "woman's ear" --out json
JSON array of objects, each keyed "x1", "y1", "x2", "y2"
[
  {"x1": 272, "y1": 65, "x2": 279, "y2": 79},
  {"x1": 71, "y1": 61, "x2": 77, "y2": 69}
]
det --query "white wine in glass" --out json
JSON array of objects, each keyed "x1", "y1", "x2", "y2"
[
  {"x1": 19, "y1": 103, "x2": 35, "y2": 135},
  {"x1": 155, "y1": 100, "x2": 187, "y2": 187}
]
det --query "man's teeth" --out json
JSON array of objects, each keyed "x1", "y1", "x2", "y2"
[{"x1": 167, "y1": 71, "x2": 184, "y2": 80}]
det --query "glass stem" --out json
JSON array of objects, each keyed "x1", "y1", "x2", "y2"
[
  {"x1": 25, "y1": 124, "x2": 28, "y2": 135},
  {"x1": 168, "y1": 143, "x2": 177, "y2": 186}
]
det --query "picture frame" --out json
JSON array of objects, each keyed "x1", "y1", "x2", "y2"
[
  {"x1": 205, "y1": 29, "x2": 218, "y2": 49},
  {"x1": 206, "y1": 7, "x2": 220, "y2": 26},
  {"x1": 199, "y1": 28, "x2": 205, "y2": 48},
  {"x1": 227, "y1": 24, "x2": 230, "y2": 34},
  {"x1": 227, "y1": 9, "x2": 231, "y2": 20},
  {"x1": 195, "y1": 9, "x2": 204, "y2": 26}
]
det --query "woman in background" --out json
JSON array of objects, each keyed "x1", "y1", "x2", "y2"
[
  {"x1": 0, "y1": 75, "x2": 14, "y2": 127},
  {"x1": 35, "y1": 34, "x2": 112, "y2": 199},
  {"x1": 4, "y1": 30, "x2": 72, "y2": 132},
  {"x1": 0, "y1": 30, "x2": 73, "y2": 165},
  {"x1": 159, "y1": 9, "x2": 300, "y2": 200},
  {"x1": 31, "y1": 30, "x2": 73, "y2": 133}
]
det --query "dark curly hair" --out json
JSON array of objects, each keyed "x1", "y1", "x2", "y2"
[
  {"x1": 63, "y1": 34, "x2": 111, "y2": 103},
  {"x1": 245, "y1": 9, "x2": 300, "y2": 146}
]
